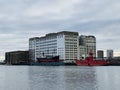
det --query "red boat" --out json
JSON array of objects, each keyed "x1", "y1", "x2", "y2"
[{"x1": 76, "y1": 52, "x2": 109, "y2": 66}]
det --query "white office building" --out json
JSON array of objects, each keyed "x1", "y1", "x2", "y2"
[
  {"x1": 29, "y1": 31, "x2": 79, "y2": 63},
  {"x1": 79, "y1": 35, "x2": 96, "y2": 59}
]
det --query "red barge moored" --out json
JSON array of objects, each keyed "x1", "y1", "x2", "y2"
[{"x1": 76, "y1": 52, "x2": 110, "y2": 66}]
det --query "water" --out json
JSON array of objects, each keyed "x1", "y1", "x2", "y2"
[{"x1": 0, "y1": 66, "x2": 120, "y2": 90}]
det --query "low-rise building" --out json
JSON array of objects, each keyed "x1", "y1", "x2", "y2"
[
  {"x1": 107, "y1": 49, "x2": 113, "y2": 60},
  {"x1": 5, "y1": 51, "x2": 29, "y2": 65},
  {"x1": 97, "y1": 50, "x2": 104, "y2": 60}
]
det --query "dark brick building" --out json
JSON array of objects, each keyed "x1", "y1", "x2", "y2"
[{"x1": 5, "y1": 51, "x2": 29, "y2": 65}]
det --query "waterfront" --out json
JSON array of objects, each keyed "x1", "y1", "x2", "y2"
[{"x1": 0, "y1": 66, "x2": 120, "y2": 90}]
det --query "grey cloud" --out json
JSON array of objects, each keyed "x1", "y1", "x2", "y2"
[{"x1": 0, "y1": 0, "x2": 120, "y2": 60}]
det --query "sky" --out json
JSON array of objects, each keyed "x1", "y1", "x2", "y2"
[{"x1": 0, "y1": 0, "x2": 120, "y2": 60}]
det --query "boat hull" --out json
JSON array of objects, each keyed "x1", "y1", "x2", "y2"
[
  {"x1": 76, "y1": 60, "x2": 109, "y2": 66},
  {"x1": 31, "y1": 62, "x2": 64, "y2": 66},
  {"x1": 31, "y1": 55, "x2": 64, "y2": 66}
]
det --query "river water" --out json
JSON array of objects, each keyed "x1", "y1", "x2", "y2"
[{"x1": 0, "y1": 66, "x2": 120, "y2": 90}]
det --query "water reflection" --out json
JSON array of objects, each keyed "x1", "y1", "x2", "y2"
[
  {"x1": 63, "y1": 66, "x2": 97, "y2": 90},
  {"x1": 29, "y1": 66, "x2": 97, "y2": 90},
  {"x1": 96, "y1": 66, "x2": 120, "y2": 90},
  {"x1": 29, "y1": 66, "x2": 66, "y2": 90},
  {"x1": 0, "y1": 66, "x2": 5, "y2": 89},
  {"x1": 1, "y1": 66, "x2": 120, "y2": 90},
  {"x1": 4, "y1": 66, "x2": 30, "y2": 90}
]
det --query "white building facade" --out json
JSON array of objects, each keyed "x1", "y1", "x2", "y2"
[
  {"x1": 79, "y1": 35, "x2": 96, "y2": 59},
  {"x1": 29, "y1": 31, "x2": 79, "y2": 63}
]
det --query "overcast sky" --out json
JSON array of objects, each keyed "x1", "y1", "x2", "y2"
[{"x1": 0, "y1": 0, "x2": 120, "y2": 60}]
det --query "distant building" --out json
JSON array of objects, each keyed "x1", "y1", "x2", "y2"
[
  {"x1": 97, "y1": 50, "x2": 104, "y2": 59},
  {"x1": 29, "y1": 31, "x2": 79, "y2": 63},
  {"x1": 79, "y1": 35, "x2": 96, "y2": 59},
  {"x1": 107, "y1": 49, "x2": 113, "y2": 59},
  {"x1": 5, "y1": 51, "x2": 29, "y2": 65}
]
